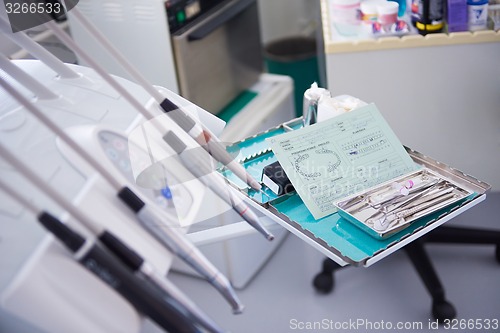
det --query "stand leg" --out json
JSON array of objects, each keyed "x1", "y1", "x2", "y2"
[
  {"x1": 424, "y1": 226, "x2": 500, "y2": 264},
  {"x1": 424, "y1": 226, "x2": 500, "y2": 244},
  {"x1": 312, "y1": 258, "x2": 344, "y2": 294},
  {"x1": 404, "y1": 240, "x2": 456, "y2": 322}
]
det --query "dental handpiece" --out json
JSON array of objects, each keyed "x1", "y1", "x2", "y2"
[
  {"x1": 124, "y1": 196, "x2": 244, "y2": 314},
  {"x1": 41, "y1": 218, "x2": 203, "y2": 333},
  {"x1": 164, "y1": 105, "x2": 262, "y2": 191},
  {"x1": 0, "y1": 76, "x2": 243, "y2": 313},
  {"x1": 0, "y1": 165, "x2": 217, "y2": 333},
  {"x1": 163, "y1": 130, "x2": 274, "y2": 241},
  {"x1": 68, "y1": 7, "x2": 262, "y2": 192}
]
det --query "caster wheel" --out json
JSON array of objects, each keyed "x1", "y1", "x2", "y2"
[
  {"x1": 313, "y1": 272, "x2": 334, "y2": 294},
  {"x1": 432, "y1": 300, "x2": 456, "y2": 322}
]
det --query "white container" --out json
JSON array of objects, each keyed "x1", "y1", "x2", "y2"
[
  {"x1": 490, "y1": 4, "x2": 500, "y2": 31},
  {"x1": 377, "y1": 1, "x2": 399, "y2": 27},
  {"x1": 359, "y1": 0, "x2": 386, "y2": 36},
  {"x1": 360, "y1": 0, "x2": 380, "y2": 24},
  {"x1": 468, "y1": 0, "x2": 489, "y2": 31},
  {"x1": 330, "y1": 0, "x2": 361, "y2": 36}
]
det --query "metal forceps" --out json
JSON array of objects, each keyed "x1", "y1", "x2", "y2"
[
  {"x1": 340, "y1": 177, "x2": 440, "y2": 214},
  {"x1": 364, "y1": 181, "x2": 445, "y2": 223}
]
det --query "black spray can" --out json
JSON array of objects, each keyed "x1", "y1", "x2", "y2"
[{"x1": 415, "y1": 0, "x2": 444, "y2": 34}]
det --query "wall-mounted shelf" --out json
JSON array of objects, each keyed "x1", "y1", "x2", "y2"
[{"x1": 320, "y1": 0, "x2": 500, "y2": 54}]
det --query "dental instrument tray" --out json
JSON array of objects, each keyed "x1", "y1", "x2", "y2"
[
  {"x1": 334, "y1": 169, "x2": 473, "y2": 239},
  {"x1": 219, "y1": 117, "x2": 490, "y2": 267}
]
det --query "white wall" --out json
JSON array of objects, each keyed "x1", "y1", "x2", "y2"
[{"x1": 325, "y1": 42, "x2": 500, "y2": 191}]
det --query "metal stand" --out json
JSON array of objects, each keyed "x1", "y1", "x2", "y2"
[
  {"x1": 312, "y1": 226, "x2": 500, "y2": 322},
  {"x1": 404, "y1": 239, "x2": 456, "y2": 321}
]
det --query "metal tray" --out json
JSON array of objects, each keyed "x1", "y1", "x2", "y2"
[
  {"x1": 335, "y1": 169, "x2": 474, "y2": 239},
  {"x1": 220, "y1": 118, "x2": 491, "y2": 267}
]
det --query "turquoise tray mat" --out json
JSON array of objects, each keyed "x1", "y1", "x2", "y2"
[
  {"x1": 222, "y1": 121, "x2": 302, "y2": 202},
  {"x1": 220, "y1": 119, "x2": 481, "y2": 265},
  {"x1": 270, "y1": 192, "x2": 477, "y2": 264}
]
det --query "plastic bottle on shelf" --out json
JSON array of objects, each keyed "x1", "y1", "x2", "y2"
[
  {"x1": 330, "y1": 0, "x2": 362, "y2": 36},
  {"x1": 415, "y1": 0, "x2": 444, "y2": 34},
  {"x1": 361, "y1": 0, "x2": 380, "y2": 24},
  {"x1": 447, "y1": 0, "x2": 468, "y2": 32},
  {"x1": 389, "y1": 0, "x2": 407, "y2": 16},
  {"x1": 360, "y1": 0, "x2": 380, "y2": 35},
  {"x1": 467, "y1": 0, "x2": 489, "y2": 31},
  {"x1": 411, "y1": 0, "x2": 421, "y2": 26},
  {"x1": 377, "y1": 1, "x2": 400, "y2": 29}
]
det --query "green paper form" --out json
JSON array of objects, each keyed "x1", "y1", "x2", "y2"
[{"x1": 267, "y1": 104, "x2": 419, "y2": 219}]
